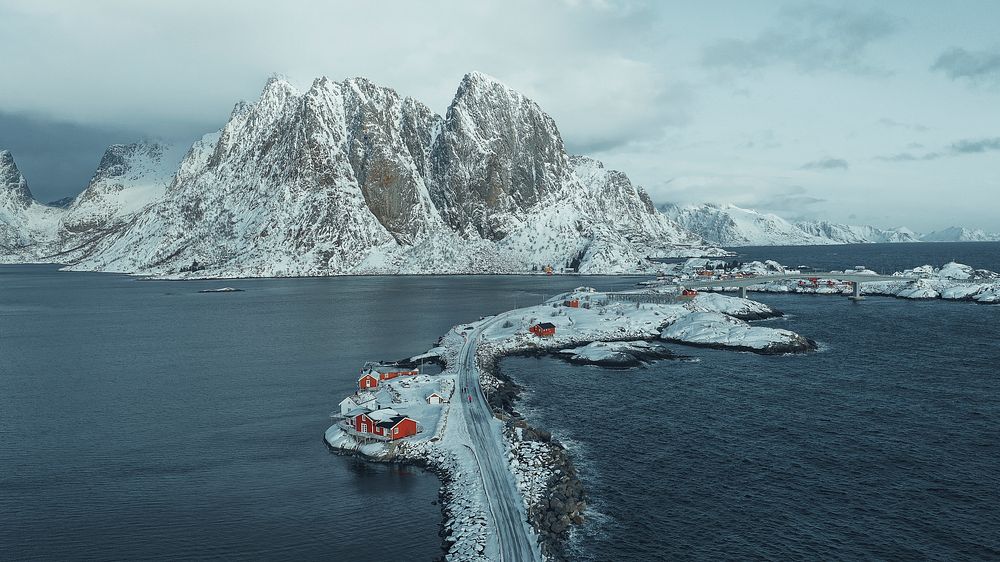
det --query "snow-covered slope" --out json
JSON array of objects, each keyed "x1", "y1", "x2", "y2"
[
  {"x1": 0, "y1": 150, "x2": 63, "y2": 262},
  {"x1": 60, "y1": 142, "x2": 185, "y2": 236},
  {"x1": 920, "y1": 227, "x2": 1000, "y2": 242},
  {"x1": 64, "y1": 72, "x2": 704, "y2": 277},
  {"x1": 795, "y1": 221, "x2": 919, "y2": 244},
  {"x1": 661, "y1": 203, "x2": 821, "y2": 246},
  {"x1": 662, "y1": 203, "x2": 922, "y2": 246}
]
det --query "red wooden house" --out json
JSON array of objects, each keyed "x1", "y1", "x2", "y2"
[
  {"x1": 529, "y1": 322, "x2": 556, "y2": 337},
  {"x1": 358, "y1": 372, "x2": 380, "y2": 390},
  {"x1": 352, "y1": 408, "x2": 418, "y2": 440}
]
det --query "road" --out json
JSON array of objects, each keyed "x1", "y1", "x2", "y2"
[{"x1": 457, "y1": 314, "x2": 541, "y2": 562}]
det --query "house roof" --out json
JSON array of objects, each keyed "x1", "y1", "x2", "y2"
[
  {"x1": 358, "y1": 372, "x2": 379, "y2": 381},
  {"x1": 535, "y1": 322, "x2": 556, "y2": 329},
  {"x1": 365, "y1": 408, "x2": 401, "y2": 422},
  {"x1": 376, "y1": 415, "x2": 412, "y2": 430},
  {"x1": 341, "y1": 391, "x2": 377, "y2": 406}
]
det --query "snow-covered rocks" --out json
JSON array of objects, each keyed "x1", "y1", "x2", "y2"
[
  {"x1": 660, "y1": 311, "x2": 817, "y2": 354},
  {"x1": 556, "y1": 340, "x2": 683, "y2": 367},
  {"x1": 683, "y1": 292, "x2": 782, "y2": 321}
]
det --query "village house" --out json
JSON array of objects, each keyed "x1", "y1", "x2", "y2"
[
  {"x1": 529, "y1": 322, "x2": 556, "y2": 337},
  {"x1": 358, "y1": 372, "x2": 380, "y2": 390},
  {"x1": 340, "y1": 391, "x2": 377, "y2": 415},
  {"x1": 352, "y1": 408, "x2": 419, "y2": 440},
  {"x1": 426, "y1": 392, "x2": 449, "y2": 404},
  {"x1": 339, "y1": 387, "x2": 394, "y2": 416}
]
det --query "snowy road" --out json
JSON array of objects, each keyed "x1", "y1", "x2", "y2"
[{"x1": 458, "y1": 315, "x2": 541, "y2": 562}]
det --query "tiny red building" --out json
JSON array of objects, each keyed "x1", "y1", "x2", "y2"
[
  {"x1": 358, "y1": 373, "x2": 379, "y2": 390},
  {"x1": 529, "y1": 322, "x2": 556, "y2": 337},
  {"x1": 563, "y1": 299, "x2": 580, "y2": 308}
]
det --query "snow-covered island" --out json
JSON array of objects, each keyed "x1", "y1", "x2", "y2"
[
  {"x1": 324, "y1": 288, "x2": 814, "y2": 561},
  {"x1": 666, "y1": 260, "x2": 1000, "y2": 304}
]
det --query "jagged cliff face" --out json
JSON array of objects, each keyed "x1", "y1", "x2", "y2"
[
  {"x1": 0, "y1": 150, "x2": 63, "y2": 260},
  {"x1": 1, "y1": 150, "x2": 34, "y2": 208},
  {"x1": 3, "y1": 72, "x2": 709, "y2": 275},
  {"x1": 429, "y1": 72, "x2": 568, "y2": 240}
]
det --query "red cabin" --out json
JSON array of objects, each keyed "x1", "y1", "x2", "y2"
[
  {"x1": 358, "y1": 373, "x2": 379, "y2": 390},
  {"x1": 681, "y1": 289, "x2": 698, "y2": 297},
  {"x1": 529, "y1": 322, "x2": 556, "y2": 337},
  {"x1": 563, "y1": 299, "x2": 580, "y2": 308},
  {"x1": 353, "y1": 409, "x2": 418, "y2": 440}
]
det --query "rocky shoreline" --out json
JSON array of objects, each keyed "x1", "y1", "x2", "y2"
[{"x1": 478, "y1": 351, "x2": 586, "y2": 561}]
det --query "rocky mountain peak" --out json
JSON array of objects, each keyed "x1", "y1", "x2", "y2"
[
  {"x1": 0, "y1": 149, "x2": 35, "y2": 209},
  {"x1": 429, "y1": 71, "x2": 570, "y2": 240}
]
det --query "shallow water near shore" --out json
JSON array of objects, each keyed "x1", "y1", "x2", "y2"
[{"x1": 503, "y1": 294, "x2": 1000, "y2": 560}]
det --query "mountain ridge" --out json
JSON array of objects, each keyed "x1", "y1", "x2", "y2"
[
  {"x1": 0, "y1": 72, "x2": 711, "y2": 275},
  {"x1": 662, "y1": 202, "x2": 1000, "y2": 246}
]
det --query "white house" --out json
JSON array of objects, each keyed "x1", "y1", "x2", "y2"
[
  {"x1": 426, "y1": 392, "x2": 449, "y2": 404},
  {"x1": 339, "y1": 391, "x2": 377, "y2": 416}
]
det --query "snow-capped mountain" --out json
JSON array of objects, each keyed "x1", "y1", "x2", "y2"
[
  {"x1": 794, "y1": 221, "x2": 919, "y2": 244},
  {"x1": 660, "y1": 203, "x2": 821, "y2": 246},
  {"x1": 920, "y1": 227, "x2": 1000, "y2": 242},
  {"x1": 0, "y1": 150, "x2": 63, "y2": 262},
  {"x1": 2, "y1": 72, "x2": 707, "y2": 276},
  {"x1": 661, "y1": 203, "x2": 923, "y2": 246},
  {"x1": 60, "y1": 142, "x2": 185, "y2": 237}
]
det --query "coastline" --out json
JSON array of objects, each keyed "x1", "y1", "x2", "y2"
[{"x1": 324, "y1": 288, "x2": 808, "y2": 560}]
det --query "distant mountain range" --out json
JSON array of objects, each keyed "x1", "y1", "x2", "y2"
[
  {"x1": 1, "y1": 72, "x2": 710, "y2": 277},
  {"x1": 661, "y1": 203, "x2": 1000, "y2": 247}
]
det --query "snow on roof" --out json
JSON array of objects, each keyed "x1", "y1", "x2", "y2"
[
  {"x1": 366, "y1": 408, "x2": 401, "y2": 422},
  {"x1": 535, "y1": 322, "x2": 556, "y2": 329},
  {"x1": 341, "y1": 391, "x2": 376, "y2": 406}
]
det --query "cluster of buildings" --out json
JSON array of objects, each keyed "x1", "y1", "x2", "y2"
[{"x1": 338, "y1": 361, "x2": 449, "y2": 442}]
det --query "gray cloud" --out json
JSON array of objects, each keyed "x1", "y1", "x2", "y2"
[
  {"x1": 801, "y1": 157, "x2": 849, "y2": 170},
  {"x1": 875, "y1": 152, "x2": 942, "y2": 162},
  {"x1": 702, "y1": 4, "x2": 899, "y2": 74},
  {"x1": 931, "y1": 47, "x2": 1000, "y2": 85},
  {"x1": 878, "y1": 118, "x2": 928, "y2": 132},
  {"x1": 876, "y1": 136, "x2": 1000, "y2": 162},
  {"x1": 951, "y1": 137, "x2": 1000, "y2": 153},
  {"x1": 753, "y1": 185, "x2": 827, "y2": 215},
  {"x1": 0, "y1": 111, "x2": 154, "y2": 202}
]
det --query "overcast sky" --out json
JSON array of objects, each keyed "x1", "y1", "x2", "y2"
[{"x1": 1, "y1": 0, "x2": 998, "y2": 232}]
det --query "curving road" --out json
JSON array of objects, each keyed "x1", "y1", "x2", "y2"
[{"x1": 457, "y1": 315, "x2": 541, "y2": 562}]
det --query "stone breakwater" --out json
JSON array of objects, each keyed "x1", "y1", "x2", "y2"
[{"x1": 478, "y1": 349, "x2": 586, "y2": 561}]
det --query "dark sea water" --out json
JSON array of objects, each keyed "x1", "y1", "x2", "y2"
[
  {"x1": 3, "y1": 242, "x2": 1000, "y2": 561},
  {"x1": 0, "y1": 266, "x2": 640, "y2": 561},
  {"x1": 504, "y1": 245, "x2": 1000, "y2": 560}
]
